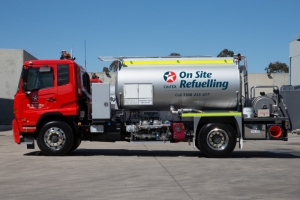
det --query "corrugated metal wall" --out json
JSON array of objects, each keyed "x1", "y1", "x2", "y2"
[{"x1": 290, "y1": 39, "x2": 300, "y2": 85}]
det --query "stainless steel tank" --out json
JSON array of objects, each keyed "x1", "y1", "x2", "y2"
[{"x1": 116, "y1": 58, "x2": 240, "y2": 111}]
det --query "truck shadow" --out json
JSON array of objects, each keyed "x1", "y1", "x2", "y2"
[
  {"x1": 24, "y1": 149, "x2": 203, "y2": 157},
  {"x1": 230, "y1": 151, "x2": 300, "y2": 158},
  {"x1": 24, "y1": 149, "x2": 300, "y2": 158}
]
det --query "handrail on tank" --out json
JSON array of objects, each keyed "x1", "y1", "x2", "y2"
[{"x1": 234, "y1": 54, "x2": 249, "y2": 107}]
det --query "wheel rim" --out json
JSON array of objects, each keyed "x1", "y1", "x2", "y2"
[
  {"x1": 206, "y1": 128, "x2": 229, "y2": 151},
  {"x1": 44, "y1": 127, "x2": 66, "y2": 150}
]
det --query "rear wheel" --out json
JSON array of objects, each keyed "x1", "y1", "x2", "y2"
[
  {"x1": 37, "y1": 121, "x2": 74, "y2": 156},
  {"x1": 198, "y1": 123, "x2": 236, "y2": 158},
  {"x1": 195, "y1": 139, "x2": 202, "y2": 151}
]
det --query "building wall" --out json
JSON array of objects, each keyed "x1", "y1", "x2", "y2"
[
  {"x1": 93, "y1": 72, "x2": 116, "y2": 85},
  {"x1": 290, "y1": 38, "x2": 300, "y2": 85},
  {"x1": 0, "y1": 49, "x2": 37, "y2": 124},
  {"x1": 244, "y1": 73, "x2": 289, "y2": 96}
]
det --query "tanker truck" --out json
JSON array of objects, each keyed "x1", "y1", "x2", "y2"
[{"x1": 12, "y1": 54, "x2": 291, "y2": 157}]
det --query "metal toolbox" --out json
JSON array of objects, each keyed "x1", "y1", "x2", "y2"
[{"x1": 244, "y1": 124, "x2": 266, "y2": 139}]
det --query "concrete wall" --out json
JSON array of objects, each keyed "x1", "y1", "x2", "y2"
[
  {"x1": 91, "y1": 72, "x2": 116, "y2": 85},
  {"x1": 244, "y1": 73, "x2": 289, "y2": 97},
  {"x1": 0, "y1": 49, "x2": 37, "y2": 124},
  {"x1": 290, "y1": 38, "x2": 300, "y2": 85}
]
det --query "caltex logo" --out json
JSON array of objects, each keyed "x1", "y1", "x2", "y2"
[{"x1": 163, "y1": 71, "x2": 177, "y2": 83}]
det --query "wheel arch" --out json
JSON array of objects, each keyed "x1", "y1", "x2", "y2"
[
  {"x1": 35, "y1": 112, "x2": 78, "y2": 138},
  {"x1": 196, "y1": 117, "x2": 239, "y2": 142}
]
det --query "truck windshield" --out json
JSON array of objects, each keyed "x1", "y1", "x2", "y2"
[{"x1": 25, "y1": 68, "x2": 54, "y2": 91}]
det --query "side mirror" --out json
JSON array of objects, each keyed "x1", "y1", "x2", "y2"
[
  {"x1": 22, "y1": 67, "x2": 28, "y2": 92},
  {"x1": 22, "y1": 67, "x2": 28, "y2": 82},
  {"x1": 22, "y1": 82, "x2": 27, "y2": 91}
]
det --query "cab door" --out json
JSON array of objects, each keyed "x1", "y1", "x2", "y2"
[
  {"x1": 21, "y1": 65, "x2": 57, "y2": 126},
  {"x1": 56, "y1": 64, "x2": 78, "y2": 115}
]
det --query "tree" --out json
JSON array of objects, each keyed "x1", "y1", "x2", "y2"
[
  {"x1": 169, "y1": 53, "x2": 181, "y2": 56},
  {"x1": 217, "y1": 49, "x2": 234, "y2": 57},
  {"x1": 265, "y1": 62, "x2": 289, "y2": 73}
]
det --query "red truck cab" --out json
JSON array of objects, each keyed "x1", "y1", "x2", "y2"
[{"x1": 13, "y1": 59, "x2": 91, "y2": 155}]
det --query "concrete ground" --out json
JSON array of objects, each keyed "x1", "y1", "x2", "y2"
[{"x1": 1, "y1": 126, "x2": 300, "y2": 200}]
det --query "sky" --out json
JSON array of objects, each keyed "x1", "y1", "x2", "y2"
[{"x1": 1, "y1": 0, "x2": 300, "y2": 73}]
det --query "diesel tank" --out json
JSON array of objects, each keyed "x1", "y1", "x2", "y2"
[{"x1": 115, "y1": 57, "x2": 240, "y2": 111}]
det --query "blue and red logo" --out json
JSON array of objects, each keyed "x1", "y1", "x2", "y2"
[{"x1": 163, "y1": 71, "x2": 177, "y2": 83}]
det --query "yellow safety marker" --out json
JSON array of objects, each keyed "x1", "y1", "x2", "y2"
[
  {"x1": 123, "y1": 59, "x2": 233, "y2": 65},
  {"x1": 182, "y1": 112, "x2": 242, "y2": 117}
]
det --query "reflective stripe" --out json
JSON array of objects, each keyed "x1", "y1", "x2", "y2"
[
  {"x1": 182, "y1": 112, "x2": 242, "y2": 117},
  {"x1": 123, "y1": 59, "x2": 233, "y2": 65}
]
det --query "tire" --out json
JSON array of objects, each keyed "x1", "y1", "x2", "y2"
[
  {"x1": 37, "y1": 121, "x2": 74, "y2": 156},
  {"x1": 198, "y1": 123, "x2": 236, "y2": 158},
  {"x1": 70, "y1": 134, "x2": 81, "y2": 152},
  {"x1": 195, "y1": 139, "x2": 202, "y2": 151}
]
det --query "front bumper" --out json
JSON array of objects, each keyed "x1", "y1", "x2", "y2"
[
  {"x1": 12, "y1": 119, "x2": 20, "y2": 144},
  {"x1": 12, "y1": 119, "x2": 36, "y2": 145}
]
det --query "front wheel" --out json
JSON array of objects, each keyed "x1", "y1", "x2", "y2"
[
  {"x1": 37, "y1": 121, "x2": 74, "y2": 156},
  {"x1": 70, "y1": 134, "x2": 81, "y2": 152},
  {"x1": 198, "y1": 123, "x2": 236, "y2": 158}
]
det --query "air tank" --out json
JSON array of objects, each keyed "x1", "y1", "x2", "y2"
[{"x1": 115, "y1": 57, "x2": 240, "y2": 111}]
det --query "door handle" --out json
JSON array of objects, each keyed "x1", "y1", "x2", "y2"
[{"x1": 46, "y1": 97, "x2": 56, "y2": 102}]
